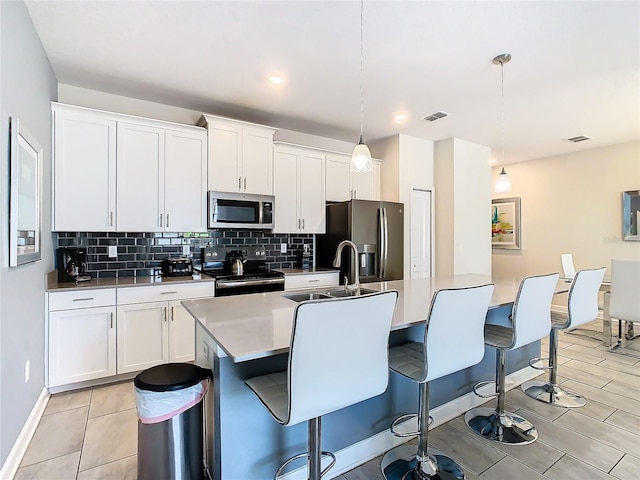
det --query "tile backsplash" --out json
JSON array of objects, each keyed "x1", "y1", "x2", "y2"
[{"x1": 55, "y1": 231, "x2": 314, "y2": 278}]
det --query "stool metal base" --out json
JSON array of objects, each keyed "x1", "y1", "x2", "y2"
[
  {"x1": 521, "y1": 380, "x2": 586, "y2": 408},
  {"x1": 464, "y1": 407, "x2": 538, "y2": 445},
  {"x1": 381, "y1": 442, "x2": 464, "y2": 480}
]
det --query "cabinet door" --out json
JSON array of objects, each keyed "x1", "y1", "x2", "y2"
[
  {"x1": 164, "y1": 129, "x2": 207, "y2": 232},
  {"x1": 208, "y1": 122, "x2": 241, "y2": 193},
  {"x1": 53, "y1": 109, "x2": 116, "y2": 231},
  {"x1": 117, "y1": 301, "x2": 169, "y2": 374},
  {"x1": 168, "y1": 300, "x2": 195, "y2": 362},
  {"x1": 351, "y1": 169, "x2": 376, "y2": 200},
  {"x1": 298, "y1": 152, "x2": 326, "y2": 234},
  {"x1": 325, "y1": 154, "x2": 352, "y2": 202},
  {"x1": 242, "y1": 129, "x2": 273, "y2": 195},
  {"x1": 117, "y1": 123, "x2": 165, "y2": 232},
  {"x1": 49, "y1": 307, "x2": 116, "y2": 387},
  {"x1": 273, "y1": 149, "x2": 299, "y2": 233}
]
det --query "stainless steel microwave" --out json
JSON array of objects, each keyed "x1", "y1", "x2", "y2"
[{"x1": 208, "y1": 191, "x2": 274, "y2": 229}]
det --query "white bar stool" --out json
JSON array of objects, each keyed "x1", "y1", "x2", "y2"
[
  {"x1": 464, "y1": 273, "x2": 559, "y2": 445},
  {"x1": 244, "y1": 290, "x2": 398, "y2": 480},
  {"x1": 607, "y1": 259, "x2": 640, "y2": 353},
  {"x1": 522, "y1": 267, "x2": 606, "y2": 407},
  {"x1": 380, "y1": 284, "x2": 495, "y2": 480}
]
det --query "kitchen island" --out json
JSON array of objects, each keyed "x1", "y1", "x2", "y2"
[{"x1": 182, "y1": 274, "x2": 549, "y2": 480}]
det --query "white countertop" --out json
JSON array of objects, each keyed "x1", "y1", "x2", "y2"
[{"x1": 183, "y1": 274, "x2": 550, "y2": 363}]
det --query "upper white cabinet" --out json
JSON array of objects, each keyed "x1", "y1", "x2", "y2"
[
  {"x1": 52, "y1": 104, "x2": 117, "y2": 231},
  {"x1": 117, "y1": 123, "x2": 207, "y2": 232},
  {"x1": 199, "y1": 114, "x2": 276, "y2": 195},
  {"x1": 325, "y1": 153, "x2": 381, "y2": 202},
  {"x1": 273, "y1": 144, "x2": 326, "y2": 234},
  {"x1": 52, "y1": 103, "x2": 207, "y2": 233}
]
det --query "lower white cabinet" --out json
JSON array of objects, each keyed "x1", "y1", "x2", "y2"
[
  {"x1": 48, "y1": 289, "x2": 117, "y2": 387},
  {"x1": 116, "y1": 283, "x2": 214, "y2": 374},
  {"x1": 47, "y1": 282, "x2": 214, "y2": 388}
]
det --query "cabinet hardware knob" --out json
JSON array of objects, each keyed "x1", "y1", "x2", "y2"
[
  {"x1": 171, "y1": 306, "x2": 174, "y2": 321},
  {"x1": 160, "y1": 291, "x2": 178, "y2": 295},
  {"x1": 238, "y1": 177, "x2": 242, "y2": 190},
  {"x1": 302, "y1": 218, "x2": 305, "y2": 230},
  {"x1": 160, "y1": 214, "x2": 163, "y2": 228},
  {"x1": 244, "y1": 177, "x2": 247, "y2": 190},
  {"x1": 72, "y1": 297, "x2": 94, "y2": 302},
  {"x1": 109, "y1": 212, "x2": 113, "y2": 227},
  {"x1": 110, "y1": 312, "x2": 113, "y2": 328},
  {"x1": 163, "y1": 307, "x2": 167, "y2": 322},
  {"x1": 166, "y1": 214, "x2": 170, "y2": 228}
]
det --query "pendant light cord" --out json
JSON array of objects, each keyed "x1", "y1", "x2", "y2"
[
  {"x1": 500, "y1": 59, "x2": 505, "y2": 168},
  {"x1": 359, "y1": 0, "x2": 364, "y2": 142}
]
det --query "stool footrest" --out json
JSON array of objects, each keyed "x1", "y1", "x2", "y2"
[
  {"x1": 528, "y1": 357, "x2": 550, "y2": 371},
  {"x1": 274, "y1": 451, "x2": 336, "y2": 479},
  {"x1": 472, "y1": 380, "x2": 498, "y2": 398},
  {"x1": 390, "y1": 413, "x2": 433, "y2": 437}
]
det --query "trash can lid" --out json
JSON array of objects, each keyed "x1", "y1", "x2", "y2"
[{"x1": 134, "y1": 363, "x2": 213, "y2": 392}]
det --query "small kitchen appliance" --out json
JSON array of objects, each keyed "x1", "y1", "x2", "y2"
[
  {"x1": 208, "y1": 191, "x2": 274, "y2": 230},
  {"x1": 200, "y1": 246, "x2": 284, "y2": 296},
  {"x1": 161, "y1": 257, "x2": 194, "y2": 277},
  {"x1": 57, "y1": 247, "x2": 91, "y2": 283}
]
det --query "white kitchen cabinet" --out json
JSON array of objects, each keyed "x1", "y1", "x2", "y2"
[
  {"x1": 53, "y1": 103, "x2": 207, "y2": 233},
  {"x1": 52, "y1": 104, "x2": 117, "y2": 232},
  {"x1": 117, "y1": 123, "x2": 207, "y2": 232},
  {"x1": 325, "y1": 153, "x2": 381, "y2": 202},
  {"x1": 116, "y1": 282, "x2": 214, "y2": 373},
  {"x1": 273, "y1": 144, "x2": 326, "y2": 234},
  {"x1": 284, "y1": 271, "x2": 340, "y2": 291},
  {"x1": 199, "y1": 115, "x2": 276, "y2": 195},
  {"x1": 48, "y1": 289, "x2": 117, "y2": 387}
]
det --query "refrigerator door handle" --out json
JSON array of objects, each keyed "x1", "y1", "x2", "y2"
[{"x1": 378, "y1": 207, "x2": 389, "y2": 279}]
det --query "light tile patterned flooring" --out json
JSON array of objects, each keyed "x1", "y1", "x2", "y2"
[{"x1": 15, "y1": 323, "x2": 640, "y2": 480}]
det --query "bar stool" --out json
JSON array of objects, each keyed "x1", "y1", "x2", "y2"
[
  {"x1": 245, "y1": 290, "x2": 398, "y2": 480},
  {"x1": 465, "y1": 273, "x2": 559, "y2": 445},
  {"x1": 381, "y1": 284, "x2": 495, "y2": 480},
  {"x1": 522, "y1": 267, "x2": 605, "y2": 407}
]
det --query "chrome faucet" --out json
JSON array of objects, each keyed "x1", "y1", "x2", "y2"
[{"x1": 333, "y1": 240, "x2": 360, "y2": 295}]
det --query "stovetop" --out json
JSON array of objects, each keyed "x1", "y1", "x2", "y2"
[
  {"x1": 199, "y1": 246, "x2": 283, "y2": 282},
  {"x1": 200, "y1": 267, "x2": 284, "y2": 281}
]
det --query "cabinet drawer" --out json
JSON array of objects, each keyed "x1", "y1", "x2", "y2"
[
  {"x1": 49, "y1": 288, "x2": 116, "y2": 311},
  {"x1": 284, "y1": 272, "x2": 340, "y2": 291},
  {"x1": 117, "y1": 282, "x2": 214, "y2": 305}
]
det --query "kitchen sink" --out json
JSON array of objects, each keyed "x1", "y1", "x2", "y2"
[
  {"x1": 281, "y1": 287, "x2": 378, "y2": 303},
  {"x1": 323, "y1": 287, "x2": 378, "y2": 298},
  {"x1": 281, "y1": 292, "x2": 332, "y2": 303}
]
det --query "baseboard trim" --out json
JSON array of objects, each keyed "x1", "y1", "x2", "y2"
[
  {"x1": 281, "y1": 366, "x2": 540, "y2": 480},
  {"x1": 0, "y1": 387, "x2": 50, "y2": 479}
]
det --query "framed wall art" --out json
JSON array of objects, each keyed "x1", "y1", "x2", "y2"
[
  {"x1": 9, "y1": 117, "x2": 42, "y2": 266},
  {"x1": 492, "y1": 197, "x2": 521, "y2": 250}
]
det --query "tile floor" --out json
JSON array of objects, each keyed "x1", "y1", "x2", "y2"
[{"x1": 14, "y1": 322, "x2": 640, "y2": 480}]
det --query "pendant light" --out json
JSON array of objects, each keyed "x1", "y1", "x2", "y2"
[
  {"x1": 493, "y1": 53, "x2": 512, "y2": 193},
  {"x1": 352, "y1": 0, "x2": 372, "y2": 173}
]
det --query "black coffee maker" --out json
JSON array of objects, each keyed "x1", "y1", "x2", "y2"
[{"x1": 57, "y1": 247, "x2": 91, "y2": 282}]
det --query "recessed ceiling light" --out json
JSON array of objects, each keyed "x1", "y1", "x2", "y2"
[
  {"x1": 489, "y1": 159, "x2": 497, "y2": 164},
  {"x1": 268, "y1": 75, "x2": 284, "y2": 85},
  {"x1": 395, "y1": 113, "x2": 408, "y2": 121}
]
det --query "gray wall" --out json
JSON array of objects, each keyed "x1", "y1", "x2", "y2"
[{"x1": 0, "y1": 0, "x2": 57, "y2": 465}]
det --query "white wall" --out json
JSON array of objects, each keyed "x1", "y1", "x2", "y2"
[
  {"x1": 435, "y1": 138, "x2": 492, "y2": 275},
  {"x1": 0, "y1": 0, "x2": 57, "y2": 465},
  {"x1": 492, "y1": 141, "x2": 640, "y2": 303}
]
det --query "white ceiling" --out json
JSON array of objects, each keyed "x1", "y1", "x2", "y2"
[{"x1": 25, "y1": 0, "x2": 640, "y2": 163}]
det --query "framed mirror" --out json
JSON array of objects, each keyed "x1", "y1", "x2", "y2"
[
  {"x1": 622, "y1": 189, "x2": 640, "y2": 241},
  {"x1": 9, "y1": 117, "x2": 42, "y2": 266}
]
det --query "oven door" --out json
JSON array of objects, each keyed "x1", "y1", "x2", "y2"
[{"x1": 215, "y1": 277, "x2": 285, "y2": 297}]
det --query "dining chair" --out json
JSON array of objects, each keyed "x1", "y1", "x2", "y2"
[{"x1": 607, "y1": 259, "x2": 640, "y2": 354}]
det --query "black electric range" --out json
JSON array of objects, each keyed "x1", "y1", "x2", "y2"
[{"x1": 200, "y1": 246, "x2": 284, "y2": 297}]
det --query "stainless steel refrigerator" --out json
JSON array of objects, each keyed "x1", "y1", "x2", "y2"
[{"x1": 317, "y1": 199, "x2": 404, "y2": 283}]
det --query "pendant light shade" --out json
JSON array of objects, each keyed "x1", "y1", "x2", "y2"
[
  {"x1": 352, "y1": 0, "x2": 372, "y2": 173},
  {"x1": 352, "y1": 135, "x2": 372, "y2": 173},
  {"x1": 495, "y1": 166, "x2": 512, "y2": 193},
  {"x1": 493, "y1": 53, "x2": 512, "y2": 193}
]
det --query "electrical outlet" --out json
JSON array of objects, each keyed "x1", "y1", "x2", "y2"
[
  {"x1": 182, "y1": 244, "x2": 190, "y2": 256},
  {"x1": 24, "y1": 360, "x2": 30, "y2": 383},
  {"x1": 108, "y1": 245, "x2": 117, "y2": 258},
  {"x1": 280, "y1": 243, "x2": 287, "y2": 254}
]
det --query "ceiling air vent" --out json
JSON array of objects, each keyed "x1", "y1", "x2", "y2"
[
  {"x1": 423, "y1": 111, "x2": 449, "y2": 122},
  {"x1": 566, "y1": 135, "x2": 592, "y2": 143}
]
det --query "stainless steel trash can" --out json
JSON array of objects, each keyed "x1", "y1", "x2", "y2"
[{"x1": 134, "y1": 363, "x2": 212, "y2": 480}]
